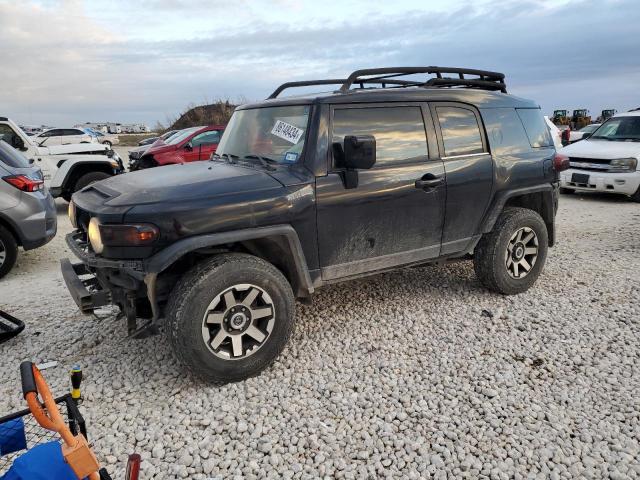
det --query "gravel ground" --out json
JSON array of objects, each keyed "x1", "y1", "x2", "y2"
[{"x1": 1, "y1": 192, "x2": 639, "y2": 479}]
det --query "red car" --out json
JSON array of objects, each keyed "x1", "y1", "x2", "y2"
[{"x1": 136, "y1": 125, "x2": 224, "y2": 170}]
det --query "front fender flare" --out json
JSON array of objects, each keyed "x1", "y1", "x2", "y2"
[{"x1": 144, "y1": 224, "x2": 314, "y2": 294}]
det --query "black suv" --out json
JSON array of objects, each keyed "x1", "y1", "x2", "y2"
[{"x1": 62, "y1": 67, "x2": 563, "y2": 383}]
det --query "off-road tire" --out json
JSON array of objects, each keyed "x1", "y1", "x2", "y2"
[
  {"x1": 630, "y1": 185, "x2": 640, "y2": 203},
  {"x1": 72, "y1": 171, "x2": 111, "y2": 194},
  {"x1": 0, "y1": 225, "x2": 18, "y2": 279},
  {"x1": 165, "y1": 253, "x2": 296, "y2": 383},
  {"x1": 559, "y1": 187, "x2": 574, "y2": 194},
  {"x1": 474, "y1": 207, "x2": 548, "y2": 295}
]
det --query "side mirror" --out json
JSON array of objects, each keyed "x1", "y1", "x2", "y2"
[
  {"x1": 184, "y1": 142, "x2": 193, "y2": 151},
  {"x1": 343, "y1": 135, "x2": 376, "y2": 170}
]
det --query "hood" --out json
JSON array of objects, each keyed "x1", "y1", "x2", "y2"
[
  {"x1": 560, "y1": 139, "x2": 640, "y2": 159},
  {"x1": 88, "y1": 161, "x2": 284, "y2": 207},
  {"x1": 145, "y1": 141, "x2": 175, "y2": 155},
  {"x1": 40, "y1": 143, "x2": 109, "y2": 156}
]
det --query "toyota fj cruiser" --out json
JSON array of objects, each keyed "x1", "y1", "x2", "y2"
[{"x1": 61, "y1": 67, "x2": 564, "y2": 383}]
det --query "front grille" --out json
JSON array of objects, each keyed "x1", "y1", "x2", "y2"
[{"x1": 569, "y1": 157, "x2": 612, "y2": 172}]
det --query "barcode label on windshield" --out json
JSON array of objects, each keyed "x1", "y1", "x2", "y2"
[{"x1": 271, "y1": 120, "x2": 304, "y2": 144}]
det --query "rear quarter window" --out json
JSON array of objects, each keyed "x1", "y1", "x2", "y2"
[
  {"x1": 516, "y1": 108, "x2": 553, "y2": 148},
  {"x1": 0, "y1": 140, "x2": 31, "y2": 168}
]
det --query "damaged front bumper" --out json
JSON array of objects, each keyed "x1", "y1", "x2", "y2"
[{"x1": 61, "y1": 231, "x2": 159, "y2": 337}]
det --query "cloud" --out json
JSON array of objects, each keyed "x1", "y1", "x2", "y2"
[{"x1": 1, "y1": 0, "x2": 638, "y2": 126}]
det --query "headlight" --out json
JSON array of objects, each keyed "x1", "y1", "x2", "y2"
[
  {"x1": 68, "y1": 201, "x2": 77, "y2": 228},
  {"x1": 88, "y1": 217, "x2": 104, "y2": 253},
  {"x1": 609, "y1": 158, "x2": 637, "y2": 172},
  {"x1": 88, "y1": 217, "x2": 159, "y2": 254}
]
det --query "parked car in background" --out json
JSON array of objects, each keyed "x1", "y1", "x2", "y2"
[
  {"x1": 129, "y1": 130, "x2": 183, "y2": 170},
  {"x1": 62, "y1": 67, "x2": 564, "y2": 383},
  {"x1": 0, "y1": 116, "x2": 124, "y2": 201},
  {"x1": 568, "y1": 123, "x2": 600, "y2": 143},
  {"x1": 32, "y1": 128, "x2": 95, "y2": 146},
  {"x1": 134, "y1": 125, "x2": 224, "y2": 170},
  {"x1": 83, "y1": 128, "x2": 120, "y2": 147},
  {"x1": 138, "y1": 130, "x2": 178, "y2": 146},
  {"x1": 0, "y1": 140, "x2": 56, "y2": 278},
  {"x1": 559, "y1": 111, "x2": 640, "y2": 201}
]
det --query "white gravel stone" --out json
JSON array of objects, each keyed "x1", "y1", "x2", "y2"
[{"x1": 1, "y1": 194, "x2": 639, "y2": 479}]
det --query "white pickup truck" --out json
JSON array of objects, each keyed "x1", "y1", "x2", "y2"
[{"x1": 0, "y1": 117, "x2": 124, "y2": 201}]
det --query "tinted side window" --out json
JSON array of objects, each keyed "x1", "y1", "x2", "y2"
[
  {"x1": 192, "y1": 130, "x2": 221, "y2": 147},
  {"x1": 436, "y1": 106, "x2": 484, "y2": 157},
  {"x1": 0, "y1": 140, "x2": 30, "y2": 168},
  {"x1": 332, "y1": 106, "x2": 428, "y2": 165},
  {"x1": 516, "y1": 108, "x2": 553, "y2": 148},
  {"x1": 480, "y1": 108, "x2": 532, "y2": 155},
  {"x1": 0, "y1": 125, "x2": 20, "y2": 146}
]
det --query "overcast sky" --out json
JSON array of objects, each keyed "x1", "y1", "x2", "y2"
[{"x1": 1, "y1": 0, "x2": 638, "y2": 128}]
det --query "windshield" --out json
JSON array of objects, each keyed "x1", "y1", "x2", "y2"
[
  {"x1": 166, "y1": 127, "x2": 201, "y2": 145},
  {"x1": 0, "y1": 140, "x2": 31, "y2": 168},
  {"x1": 216, "y1": 105, "x2": 310, "y2": 164},
  {"x1": 580, "y1": 124, "x2": 599, "y2": 133},
  {"x1": 590, "y1": 116, "x2": 640, "y2": 141}
]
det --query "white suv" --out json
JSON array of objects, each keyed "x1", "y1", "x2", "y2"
[
  {"x1": 32, "y1": 127, "x2": 95, "y2": 146},
  {"x1": 559, "y1": 110, "x2": 640, "y2": 202}
]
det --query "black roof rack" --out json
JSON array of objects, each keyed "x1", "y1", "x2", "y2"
[
  {"x1": 340, "y1": 67, "x2": 507, "y2": 93},
  {"x1": 268, "y1": 78, "x2": 421, "y2": 99},
  {"x1": 267, "y1": 66, "x2": 507, "y2": 99}
]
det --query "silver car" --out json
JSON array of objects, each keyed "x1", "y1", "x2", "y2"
[{"x1": 0, "y1": 140, "x2": 57, "y2": 278}]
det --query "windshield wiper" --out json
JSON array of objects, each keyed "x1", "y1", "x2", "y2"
[
  {"x1": 242, "y1": 155, "x2": 278, "y2": 171},
  {"x1": 589, "y1": 136, "x2": 615, "y2": 141}
]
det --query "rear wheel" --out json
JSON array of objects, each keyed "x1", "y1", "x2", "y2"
[
  {"x1": 0, "y1": 225, "x2": 18, "y2": 279},
  {"x1": 559, "y1": 187, "x2": 574, "y2": 194},
  {"x1": 166, "y1": 253, "x2": 296, "y2": 383},
  {"x1": 474, "y1": 208, "x2": 548, "y2": 295}
]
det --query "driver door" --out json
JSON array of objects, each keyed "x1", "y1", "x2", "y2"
[
  {"x1": 315, "y1": 103, "x2": 446, "y2": 280},
  {"x1": 183, "y1": 130, "x2": 222, "y2": 162}
]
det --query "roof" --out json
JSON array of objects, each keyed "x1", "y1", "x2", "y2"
[
  {"x1": 239, "y1": 87, "x2": 538, "y2": 110},
  {"x1": 615, "y1": 110, "x2": 640, "y2": 117}
]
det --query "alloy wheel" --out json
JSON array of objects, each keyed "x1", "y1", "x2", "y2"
[
  {"x1": 505, "y1": 227, "x2": 538, "y2": 279},
  {"x1": 201, "y1": 284, "x2": 275, "y2": 360}
]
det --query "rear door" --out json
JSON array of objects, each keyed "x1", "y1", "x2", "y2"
[
  {"x1": 315, "y1": 103, "x2": 446, "y2": 280},
  {"x1": 430, "y1": 103, "x2": 493, "y2": 255}
]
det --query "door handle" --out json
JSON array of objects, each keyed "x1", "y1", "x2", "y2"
[{"x1": 415, "y1": 174, "x2": 444, "y2": 190}]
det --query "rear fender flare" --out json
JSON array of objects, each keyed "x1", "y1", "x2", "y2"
[{"x1": 479, "y1": 184, "x2": 557, "y2": 246}]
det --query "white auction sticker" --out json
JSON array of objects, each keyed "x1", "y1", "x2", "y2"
[{"x1": 271, "y1": 120, "x2": 304, "y2": 144}]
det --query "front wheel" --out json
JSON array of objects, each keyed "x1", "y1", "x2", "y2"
[
  {"x1": 165, "y1": 253, "x2": 296, "y2": 383},
  {"x1": 631, "y1": 185, "x2": 640, "y2": 203},
  {"x1": 474, "y1": 208, "x2": 548, "y2": 295}
]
